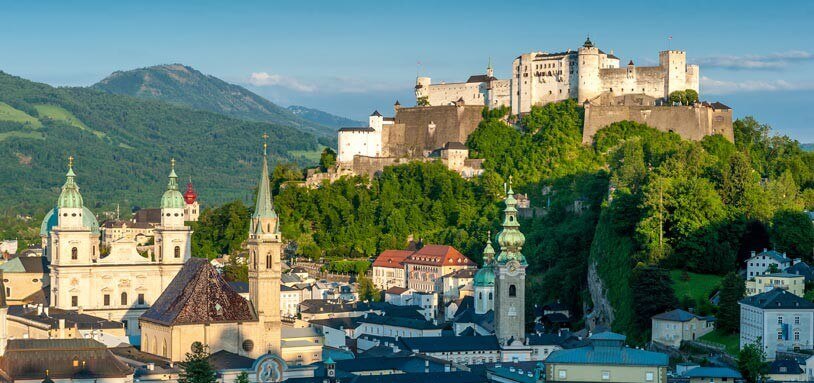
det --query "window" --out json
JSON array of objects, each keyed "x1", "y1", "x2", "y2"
[
  {"x1": 646, "y1": 372, "x2": 654, "y2": 382},
  {"x1": 795, "y1": 316, "x2": 800, "y2": 325},
  {"x1": 778, "y1": 316, "x2": 784, "y2": 325},
  {"x1": 4, "y1": 287, "x2": 9, "y2": 298},
  {"x1": 509, "y1": 285, "x2": 517, "y2": 297},
  {"x1": 121, "y1": 292, "x2": 128, "y2": 306},
  {"x1": 778, "y1": 329, "x2": 784, "y2": 340},
  {"x1": 795, "y1": 330, "x2": 801, "y2": 341},
  {"x1": 103, "y1": 294, "x2": 110, "y2": 306},
  {"x1": 558, "y1": 370, "x2": 567, "y2": 379},
  {"x1": 602, "y1": 371, "x2": 610, "y2": 380},
  {"x1": 71, "y1": 296, "x2": 78, "y2": 307},
  {"x1": 138, "y1": 293, "x2": 145, "y2": 305},
  {"x1": 71, "y1": 247, "x2": 78, "y2": 260},
  {"x1": 488, "y1": 292, "x2": 493, "y2": 300},
  {"x1": 174, "y1": 246, "x2": 180, "y2": 258},
  {"x1": 266, "y1": 253, "x2": 272, "y2": 269}
]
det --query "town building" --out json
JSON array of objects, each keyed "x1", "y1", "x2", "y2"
[
  {"x1": 746, "y1": 272, "x2": 805, "y2": 297},
  {"x1": 441, "y1": 267, "x2": 476, "y2": 304},
  {"x1": 0, "y1": 257, "x2": 48, "y2": 306},
  {"x1": 650, "y1": 309, "x2": 715, "y2": 348},
  {"x1": 6, "y1": 304, "x2": 125, "y2": 343},
  {"x1": 42, "y1": 158, "x2": 191, "y2": 340},
  {"x1": 767, "y1": 359, "x2": 805, "y2": 382},
  {"x1": 399, "y1": 335, "x2": 502, "y2": 365},
  {"x1": 403, "y1": 245, "x2": 476, "y2": 294},
  {"x1": 371, "y1": 250, "x2": 411, "y2": 290},
  {"x1": 545, "y1": 332, "x2": 669, "y2": 383},
  {"x1": 0, "y1": 339, "x2": 134, "y2": 383},
  {"x1": 739, "y1": 289, "x2": 814, "y2": 359},
  {"x1": 680, "y1": 367, "x2": 743, "y2": 383},
  {"x1": 415, "y1": 59, "x2": 511, "y2": 109},
  {"x1": 746, "y1": 249, "x2": 794, "y2": 279}
]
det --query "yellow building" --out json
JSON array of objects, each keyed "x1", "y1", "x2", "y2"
[
  {"x1": 746, "y1": 272, "x2": 805, "y2": 297},
  {"x1": 546, "y1": 332, "x2": 668, "y2": 383},
  {"x1": 0, "y1": 257, "x2": 49, "y2": 306}
]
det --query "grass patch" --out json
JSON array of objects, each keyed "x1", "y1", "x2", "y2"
[
  {"x1": 699, "y1": 328, "x2": 740, "y2": 355},
  {"x1": 670, "y1": 270, "x2": 722, "y2": 303},
  {"x1": 0, "y1": 102, "x2": 41, "y2": 128},
  {"x1": 289, "y1": 145, "x2": 326, "y2": 164},
  {"x1": 34, "y1": 104, "x2": 106, "y2": 139},
  {"x1": 0, "y1": 131, "x2": 45, "y2": 142}
]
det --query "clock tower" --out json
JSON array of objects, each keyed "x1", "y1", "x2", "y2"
[{"x1": 494, "y1": 178, "x2": 527, "y2": 345}]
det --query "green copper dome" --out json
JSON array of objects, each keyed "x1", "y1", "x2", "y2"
[
  {"x1": 40, "y1": 207, "x2": 100, "y2": 236},
  {"x1": 474, "y1": 264, "x2": 495, "y2": 287},
  {"x1": 161, "y1": 159, "x2": 186, "y2": 209},
  {"x1": 57, "y1": 158, "x2": 84, "y2": 209}
]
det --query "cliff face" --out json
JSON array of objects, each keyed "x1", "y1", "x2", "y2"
[{"x1": 586, "y1": 260, "x2": 614, "y2": 330}]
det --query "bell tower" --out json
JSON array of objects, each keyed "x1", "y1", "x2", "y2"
[
  {"x1": 153, "y1": 159, "x2": 192, "y2": 267},
  {"x1": 247, "y1": 134, "x2": 283, "y2": 357},
  {"x1": 494, "y1": 177, "x2": 527, "y2": 345}
]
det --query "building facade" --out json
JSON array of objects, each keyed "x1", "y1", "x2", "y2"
[
  {"x1": 371, "y1": 250, "x2": 411, "y2": 290},
  {"x1": 651, "y1": 309, "x2": 715, "y2": 348},
  {"x1": 746, "y1": 273, "x2": 805, "y2": 297},
  {"x1": 403, "y1": 245, "x2": 476, "y2": 294},
  {"x1": 739, "y1": 289, "x2": 814, "y2": 359}
]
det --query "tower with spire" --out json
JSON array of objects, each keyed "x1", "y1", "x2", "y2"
[
  {"x1": 183, "y1": 177, "x2": 200, "y2": 222},
  {"x1": 153, "y1": 159, "x2": 192, "y2": 266},
  {"x1": 494, "y1": 177, "x2": 527, "y2": 345},
  {"x1": 474, "y1": 231, "x2": 496, "y2": 315},
  {"x1": 246, "y1": 134, "x2": 283, "y2": 357}
]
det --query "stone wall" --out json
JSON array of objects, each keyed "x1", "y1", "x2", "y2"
[
  {"x1": 382, "y1": 104, "x2": 483, "y2": 157},
  {"x1": 582, "y1": 94, "x2": 734, "y2": 144}
]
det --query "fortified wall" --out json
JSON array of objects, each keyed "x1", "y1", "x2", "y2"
[
  {"x1": 582, "y1": 93, "x2": 733, "y2": 144},
  {"x1": 382, "y1": 103, "x2": 484, "y2": 158}
]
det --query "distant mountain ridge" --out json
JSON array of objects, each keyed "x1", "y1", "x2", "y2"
[
  {"x1": 287, "y1": 105, "x2": 364, "y2": 129},
  {"x1": 92, "y1": 64, "x2": 340, "y2": 142},
  {"x1": 802, "y1": 143, "x2": 813, "y2": 152}
]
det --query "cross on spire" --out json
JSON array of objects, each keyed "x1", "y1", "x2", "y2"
[
  {"x1": 68, "y1": 156, "x2": 74, "y2": 168},
  {"x1": 262, "y1": 133, "x2": 269, "y2": 156}
]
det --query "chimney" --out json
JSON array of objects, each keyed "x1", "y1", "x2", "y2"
[{"x1": 147, "y1": 363, "x2": 155, "y2": 371}]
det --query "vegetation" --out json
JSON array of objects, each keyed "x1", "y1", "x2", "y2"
[
  {"x1": 319, "y1": 147, "x2": 337, "y2": 171},
  {"x1": 0, "y1": 71, "x2": 321, "y2": 213},
  {"x1": 179, "y1": 342, "x2": 217, "y2": 383},
  {"x1": 669, "y1": 270, "x2": 721, "y2": 307},
  {"x1": 631, "y1": 267, "x2": 678, "y2": 332},
  {"x1": 717, "y1": 272, "x2": 746, "y2": 334},
  {"x1": 191, "y1": 201, "x2": 251, "y2": 260},
  {"x1": 699, "y1": 329, "x2": 740, "y2": 355},
  {"x1": 357, "y1": 275, "x2": 381, "y2": 302},
  {"x1": 737, "y1": 340, "x2": 768, "y2": 383},
  {"x1": 668, "y1": 89, "x2": 699, "y2": 105}
]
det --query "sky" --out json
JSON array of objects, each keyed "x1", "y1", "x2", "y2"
[{"x1": 1, "y1": 0, "x2": 812, "y2": 141}]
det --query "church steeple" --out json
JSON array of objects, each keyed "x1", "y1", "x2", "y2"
[
  {"x1": 251, "y1": 134, "x2": 279, "y2": 235},
  {"x1": 496, "y1": 177, "x2": 527, "y2": 265},
  {"x1": 58, "y1": 156, "x2": 83, "y2": 209},
  {"x1": 161, "y1": 158, "x2": 185, "y2": 210},
  {"x1": 493, "y1": 176, "x2": 527, "y2": 345}
]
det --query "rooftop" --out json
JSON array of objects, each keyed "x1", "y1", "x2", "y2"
[
  {"x1": 400, "y1": 335, "x2": 500, "y2": 352},
  {"x1": 373, "y1": 249, "x2": 413, "y2": 269},
  {"x1": 404, "y1": 245, "x2": 475, "y2": 267},
  {"x1": 0, "y1": 339, "x2": 133, "y2": 380},
  {"x1": 740, "y1": 288, "x2": 814, "y2": 310}
]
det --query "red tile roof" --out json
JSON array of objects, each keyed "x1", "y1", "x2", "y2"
[
  {"x1": 404, "y1": 245, "x2": 475, "y2": 267},
  {"x1": 373, "y1": 250, "x2": 413, "y2": 269}
]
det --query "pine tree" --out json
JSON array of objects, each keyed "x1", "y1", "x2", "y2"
[
  {"x1": 631, "y1": 266, "x2": 678, "y2": 331},
  {"x1": 178, "y1": 342, "x2": 216, "y2": 383},
  {"x1": 717, "y1": 272, "x2": 745, "y2": 334}
]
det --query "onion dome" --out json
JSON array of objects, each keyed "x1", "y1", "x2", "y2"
[
  {"x1": 496, "y1": 178, "x2": 527, "y2": 265},
  {"x1": 161, "y1": 159, "x2": 186, "y2": 209},
  {"x1": 474, "y1": 232, "x2": 496, "y2": 287},
  {"x1": 583, "y1": 36, "x2": 594, "y2": 48},
  {"x1": 57, "y1": 156, "x2": 83, "y2": 209},
  {"x1": 184, "y1": 178, "x2": 198, "y2": 204}
]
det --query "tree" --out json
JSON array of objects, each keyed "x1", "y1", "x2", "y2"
[
  {"x1": 738, "y1": 340, "x2": 768, "y2": 383},
  {"x1": 684, "y1": 89, "x2": 699, "y2": 104},
  {"x1": 235, "y1": 371, "x2": 250, "y2": 383},
  {"x1": 357, "y1": 275, "x2": 380, "y2": 302},
  {"x1": 717, "y1": 272, "x2": 745, "y2": 334},
  {"x1": 669, "y1": 90, "x2": 687, "y2": 105},
  {"x1": 771, "y1": 210, "x2": 814, "y2": 261},
  {"x1": 630, "y1": 266, "x2": 678, "y2": 331},
  {"x1": 178, "y1": 342, "x2": 216, "y2": 383},
  {"x1": 319, "y1": 147, "x2": 337, "y2": 172}
]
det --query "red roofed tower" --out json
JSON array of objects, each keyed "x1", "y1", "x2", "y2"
[{"x1": 183, "y1": 177, "x2": 200, "y2": 221}]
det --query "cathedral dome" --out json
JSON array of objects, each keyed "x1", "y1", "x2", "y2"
[
  {"x1": 40, "y1": 207, "x2": 100, "y2": 236},
  {"x1": 161, "y1": 159, "x2": 186, "y2": 209},
  {"x1": 57, "y1": 161, "x2": 83, "y2": 209}
]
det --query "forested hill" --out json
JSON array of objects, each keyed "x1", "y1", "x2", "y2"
[
  {"x1": 287, "y1": 105, "x2": 364, "y2": 129},
  {"x1": 0, "y1": 71, "x2": 320, "y2": 213},
  {"x1": 92, "y1": 64, "x2": 336, "y2": 142}
]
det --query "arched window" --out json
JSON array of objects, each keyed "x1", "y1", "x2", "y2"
[
  {"x1": 162, "y1": 339, "x2": 168, "y2": 357},
  {"x1": 509, "y1": 285, "x2": 517, "y2": 297},
  {"x1": 266, "y1": 253, "x2": 272, "y2": 269},
  {"x1": 121, "y1": 292, "x2": 128, "y2": 306},
  {"x1": 488, "y1": 292, "x2": 493, "y2": 300},
  {"x1": 174, "y1": 246, "x2": 180, "y2": 258},
  {"x1": 479, "y1": 292, "x2": 483, "y2": 300},
  {"x1": 71, "y1": 247, "x2": 78, "y2": 260}
]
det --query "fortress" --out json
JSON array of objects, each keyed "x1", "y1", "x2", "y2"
[{"x1": 323, "y1": 37, "x2": 731, "y2": 185}]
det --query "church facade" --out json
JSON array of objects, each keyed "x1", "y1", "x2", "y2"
[{"x1": 42, "y1": 158, "x2": 192, "y2": 339}]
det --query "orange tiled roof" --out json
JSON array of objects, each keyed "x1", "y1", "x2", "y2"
[
  {"x1": 372, "y1": 250, "x2": 413, "y2": 269},
  {"x1": 404, "y1": 245, "x2": 476, "y2": 267}
]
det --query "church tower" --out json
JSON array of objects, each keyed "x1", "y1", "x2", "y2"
[
  {"x1": 494, "y1": 179, "x2": 527, "y2": 345},
  {"x1": 153, "y1": 159, "x2": 192, "y2": 266},
  {"x1": 474, "y1": 232, "x2": 495, "y2": 315},
  {"x1": 247, "y1": 136, "x2": 283, "y2": 357}
]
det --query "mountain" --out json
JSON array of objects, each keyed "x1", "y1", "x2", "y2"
[
  {"x1": 0, "y1": 71, "x2": 322, "y2": 212},
  {"x1": 287, "y1": 105, "x2": 364, "y2": 129},
  {"x1": 802, "y1": 143, "x2": 813, "y2": 152},
  {"x1": 91, "y1": 64, "x2": 336, "y2": 142}
]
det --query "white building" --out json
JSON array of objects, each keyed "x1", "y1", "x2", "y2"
[
  {"x1": 337, "y1": 111, "x2": 391, "y2": 163},
  {"x1": 281, "y1": 285, "x2": 303, "y2": 318},
  {"x1": 746, "y1": 249, "x2": 795, "y2": 279},
  {"x1": 740, "y1": 289, "x2": 814, "y2": 359},
  {"x1": 42, "y1": 158, "x2": 191, "y2": 340},
  {"x1": 372, "y1": 250, "x2": 411, "y2": 290}
]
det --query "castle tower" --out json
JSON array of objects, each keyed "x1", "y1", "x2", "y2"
[
  {"x1": 473, "y1": 232, "x2": 495, "y2": 315},
  {"x1": 494, "y1": 178, "x2": 527, "y2": 345},
  {"x1": 486, "y1": 57, "x2": 494, "y2": 78},
  {"x1": 153, "y1": 159, "x2": 191, "y2": 265},
  {"x1": 659, "y1": 50, "x2": 688, "y2": 98},
  {"x1": 577, "y1": 36, "x2": 601, "y2": 103},
  {"x1": 415, "y1": 77, "x2": 431, "y2": 104},
  {"x1": 247, "y1": 136, "x2": 283, "y2": 357}
]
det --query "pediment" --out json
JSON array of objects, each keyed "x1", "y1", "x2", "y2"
[{"x1": 98, "y1": 237, "x2": 151, "y2": 265}]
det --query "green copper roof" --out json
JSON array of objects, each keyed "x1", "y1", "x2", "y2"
[
  {"x1": 161, "y1": 159, "x2": 186, "y2": 209},
  {"x1": 474, "y1": 264, "x2": 495, "y2": 287},
  {"x1": 40, "y1": 207, "x2": 100, "y2": 236},
  {"x1": 496, "y1": 181, "x2": 527, "y2": 265},
  {"x1": 57, "y1": 159, "x2": 84, "y2": 209},
  {"x1": 253, "y1": 151, "x2": 277, "y2": 220}
]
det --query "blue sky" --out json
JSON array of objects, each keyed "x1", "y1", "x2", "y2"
[{"x1": 1, "y1": 0, "x2": 812, "y2": 141}]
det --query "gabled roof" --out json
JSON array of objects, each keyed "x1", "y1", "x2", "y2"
[
  {"x1": 443, "y1": 141, "x2": 468, "y2": 150},
  {"x1": 357, "y1": 313, "x2": 444, "y2": 330},
  {"x1": 652, "y1": 309, "x2": 708, "y2": 322},
  {"x1": 740, "y1": 288, "x2": 814, "y2": 310},
  {"x1": 208, "y1": 350, "x2": 255, "y2": 370},
  {"x1": 8, "y1": 306, "x2": 123, "y2": 330},
  {"x1": 0, "y1": 256, "x2": 49, "y2": 274},
  {"x1": 404, "y1": 245, "x2": 475, "y2": 267},
  {"x1": 373, "y1": 250, "x2": 413, "y2": 269},
  {"x1": 400, "y1": 335, "x2": 500, "y2": 352},
  {"x1": 385, "y1": 286, "x2": 409, "y2": 295},
  {"x1": 683, "y1": 367, "x2": 742, "y2": 379},
  {"x1": 768, "y1": 359, "x2": 804, "y2": 375},
  {"x1": 749, "y1": 249, "x2": 791, "y2": 263},
  {"x1": 140, "y1": 258, "x2": 256, "y2": 326}
]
